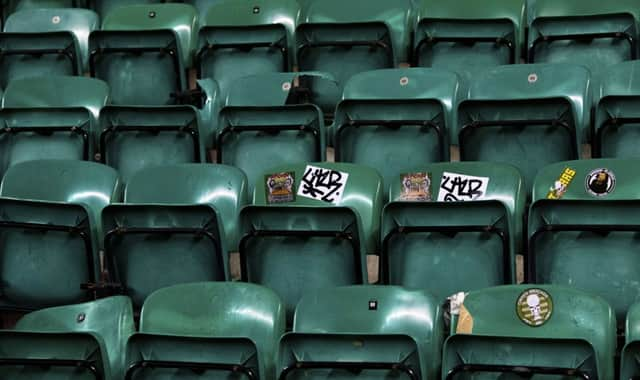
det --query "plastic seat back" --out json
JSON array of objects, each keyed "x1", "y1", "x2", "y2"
[
  {"x1": 595, "y1": 60, "x2": 640, "y2": 158},
  {"x1": 0, "y1": 108, "x2": 93, "y2": 178},
  {"x1": 98, "y1": 105, "x2": 203, "y2": 184},
  {"x1": 334, "y1": 68, "x2": 459, "y2": 192},
  {"x1": 5, "y1": 8, "x2": 99, "y2": 72},
  {"x1": 296, "y1": 0, "x2": 412, "y2": 105},
  {"x1": 0, "y1": 8, "x2": 94, "y2": 87},
  {"x1": 125, "y1": 163, "x2": 248, "y2": 249},
  {"x1": 217, "y1": 101, "x2": 325, "y2": 195},
  {"x1": 89, "y1": 4, "x2": 197, "y2": 105},
  {"x1": 621, "y1": 302, "x2": 640, "y2": 379},
  {"x1": 0, "y1": 160, "x2": 120, "y2": 310},
  {"x1": 414, "y1": 0, "x2": 525, "y2": 79},
  {"x1": 381, "y1": 162, "x2": 525, "y2": 302},
  {"x1": 196, "y1": 0, "x2": 298, "y2": 85},
  {"x1": 529, "y1": 158, "x2": 640, "y2": 323},
  {"x1": 0, "y1": 296, "x2": 135, "y2": 380},
  {"x1": 457, "y1": 63, "x2": 590, "y2": 194},
  {"x1": 528, "y1": 0, "x2": 639, "y2": 86},
  {"x1": 280, "y1": 286, "x2": 443, "y2": 380},
  {"x1": 88, "y1": 0, "x2": 165, "y2": 20},
  {"x1": 2, "y1": 76, "x2": 109, "y2": 126},
  {"x1": 241, "y1": 162, "x2": 382, "y2": 320},
  {"x1": 126, "y1": 282, "x2": 285, "y2": 380},
  {"x1": 444, "y1": 285, "x2": 615, "y2": 379}
]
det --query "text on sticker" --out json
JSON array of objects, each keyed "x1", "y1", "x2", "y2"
[
  {"x1": 437, "y1": 172, "x2": 490, "y2": 202},
  {"x1": 298, "y1": 165, "x2": 350, "y2": 204},
  {"x1": 546, "y1": 167, "x2": 576, "y2": 200}
]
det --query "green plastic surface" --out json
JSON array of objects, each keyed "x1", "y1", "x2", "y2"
[
  {"x1": 382, "y1": 161, "x2": 525, "y2": 301},
  {"x1": 128, "y1": 282, "x2": 285, "y2": 380},
  {"x1": 595, "y1": 60, "x2": 640, "y2": 158},
  {"x1": 528, "y1": 0, "x2": 639, "y2": 90},
  {"x1": 445, "y1": 284, "x2": 616, "y2": 379},
  {"x1": 217, "y1": 104, "x2": 326, "y2": 194},
  {"x1": 198, "y1": 0, "x2": 298, "y2": 83},
  {"x1": 4, "y1": 8, "x2": 98, "y2": 72},
  {"x1": 529, "y1": 159, "x2": 640, "y2": 323},
  {"x1": 0, "y1": 160, "x2": 120, "y2": 309},
  {"x1": 3, "y1": 296, "x2": 135, "y2": 380},
  {"x1": 0, "y1": 108, "x2": 93, "y2": 178},
  {"x1": 125, "y1": 163, "x2": 248, "y2": 250},
  {"x1": 622, "y1": 302, "x2": 640, "y2": 379},
  {"x1": 98, "y1": 105, "x2": 203, "y2": 184},
  {"x1": 334, "y1": 68, "x2": 460, "y2": 191},
  {"x1": 88, "y1": 0, "x2": 165, "y2": 20},
  {"x1": 2, "y1": 76, "x2": 109, "y2": 125},
  {"x1": 284, "y1": 285, "x2": 444, "y2": 380},
  {"x1": 414, "y1": 0, "x2": 525, "y2": 76},
  {"x1": 457, "y1": 63, "x2": 590, "y2": 194}
]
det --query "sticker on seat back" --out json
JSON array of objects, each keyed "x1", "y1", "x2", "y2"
[
  {"x1": 298, "y1": 165, "x2": 349, "y2": 204},
  {"x1": 546, "y1": 167, "x2": 576, "y2": 199},
  {"x1": 398, "y1": 172, "x2": 431, "y2": 201},
  {"x1": 265, "y1": 172, "x2": 296, "y2": 204},
  {"x1": 585, "y1": 168, "x2": 615, "y2": 197},
  {"x1": 516, "y1": 288, "x2": 553, "y2": 327},
  {"x1": 437, "y1": 172, "x2": 489, "y2": 202}
]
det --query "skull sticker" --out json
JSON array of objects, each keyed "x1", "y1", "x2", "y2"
[{"x1": 516, "y1": 288, "x2": 553, "y2": 327}]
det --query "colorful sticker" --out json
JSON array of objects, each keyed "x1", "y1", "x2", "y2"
[
  {"x1": 399, "y1": 172, "x2": 431, "y2": 201},
  {"x1": 437, "y1": 172, "x2": 489, "y2": 202},
  {"x1": 298, "y1": 165, "x2": 349, "y2": 204},
  {"x1": 516, "y1": 288, "x2": 553, "y2": 327},
  {"x1": 585, "y1": 168, "x2": 616, "y2": 197},
  {"x1": 265, "y1": 172, "x2": 295, "y2": 204},
  {"x1": 547, "y1": 167, "x2": 576, "y2": 200}
]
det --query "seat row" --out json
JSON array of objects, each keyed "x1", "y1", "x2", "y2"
[
  {"x1": 4, "y1": 281, "x2": 640, "y2": 379},
  {"x1": 4, "y1": 59, "x2": 640, "y2": 198},
  {"x1": 1, "y1": 157, "x2": 639, "y2": 332},
  {"x1": 0, "y1": 0, "x2": 638, "y2": 105}
]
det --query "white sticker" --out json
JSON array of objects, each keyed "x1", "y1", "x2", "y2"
[
  {"x1": 297, "y1": 165, "x2": 349, "y2": 204},
  {"x1": 52, "y1": 15, "x2": 61, "y2": 24},
  {"x1": 528, "y1": 73, "x2": 538, "y2": 83},
  {"x1": 437, "y1": 172, "x2": 489, "y2": 202},
  {"x1": 281, "y1": 82, "x2": 291, "y2": 91}
]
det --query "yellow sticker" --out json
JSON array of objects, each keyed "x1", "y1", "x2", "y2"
[
  {"x1": 456, "y1": 304, "x2": 474, "y2": 334},
  {"x1": 516, "y1": 288, "x2": 553, "y2": 327},
  {"x1": 547, "y1": 167, "x2": 576, "y2": 199}
]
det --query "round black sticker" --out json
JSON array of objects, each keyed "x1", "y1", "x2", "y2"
[{"x1": 585, "y1": 168, "x2": 616, "y2": 197}]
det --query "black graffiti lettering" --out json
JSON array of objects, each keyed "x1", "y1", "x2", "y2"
[
  {"x1": 440, "y1": 175, "x2": 486, "y2": 200},
  {"x1": 301, "y1": 167, "x2": 345, "y2": 203},
  {"x1": 444, "y1": 193, "x2": 458, "y2": 202}
]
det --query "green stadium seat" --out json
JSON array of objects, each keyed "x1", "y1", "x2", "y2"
[
  {"x1": 87, "y1": 0, "x2": 165, "y2": 20},
  {"x1": 2, "y1": 76, "x2": 109, "y2": 124},
  {"x1": 89, "y1": 3, "x2": 197, "y2": 105},
  {"x1": 125, "y1": 282, "x2": 285, "y2": 380},
  {"x1": 413, "y1": 0, "x2": 525, "y2": 76},
  {"x1": 279, "y1": 286, "x2": 444, "y2": 380},
  {"x1": 528, "y1": 158, "x2": 640, "y2": 322},
  {"x1": 97, "y1": 105, "x2": 203, "y2": 184},
  {"x1": 240, "y1": 162, "x2": 382, "y2": 320},
  {"x1": 381, "y1": 162, "x2": 525, "y2": 301},
  {"x1": 196, "y1": 0, "x2": 298, "y2": 85},
  {"x1": 221, "y1": 71, "x2": 340, "y2": 127},
  {"x1": 527, "y1": 0, "x2": 639, "y2": 84},
  {"x1": 457, "y1": 63, "x2": 590, "y2": 194},
  {"x1": 333, "y1": 68, "x2": 459, "y2": 192},
  {"x1": 217, "y1": 79, "x2": 326, "y2": 194},
  {"x1": 444, "y1": 285, "x2": 616, "y2": 379},
  {"x1": 0, "y1": 160, "x2": 121, "y2": 311},
  {"x1": 0, "y1": 108, "x2": 93, "y2": 178},
  {"x1": 7, "y1": 0, "x2": 75, "y2": 12},
  {"x1": 101, "y1": 164, "x2": 248, "y2": 307},
  {"x1": 621, "y1": 302, "x2": 640, "y2": 379},
  {"x1": 180, "y1": 0, "x2": 222, "y2": 19},
  {"x1": 0, "y1": 296, "x2": 134, "y2": 380},
  {"x1": 0, "y1": 8, "x2": 97, "y2": 87},
  {"x1": 595, "y1": 60, "x2": 640, "y2": 158},
  {"x1": 296, "y1": 0, "x2": 412, "y2": 106}
]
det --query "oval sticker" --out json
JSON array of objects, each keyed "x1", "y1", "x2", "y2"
[{"x1": 516, "y1": 288, "x2": 553, "y2": 327}]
